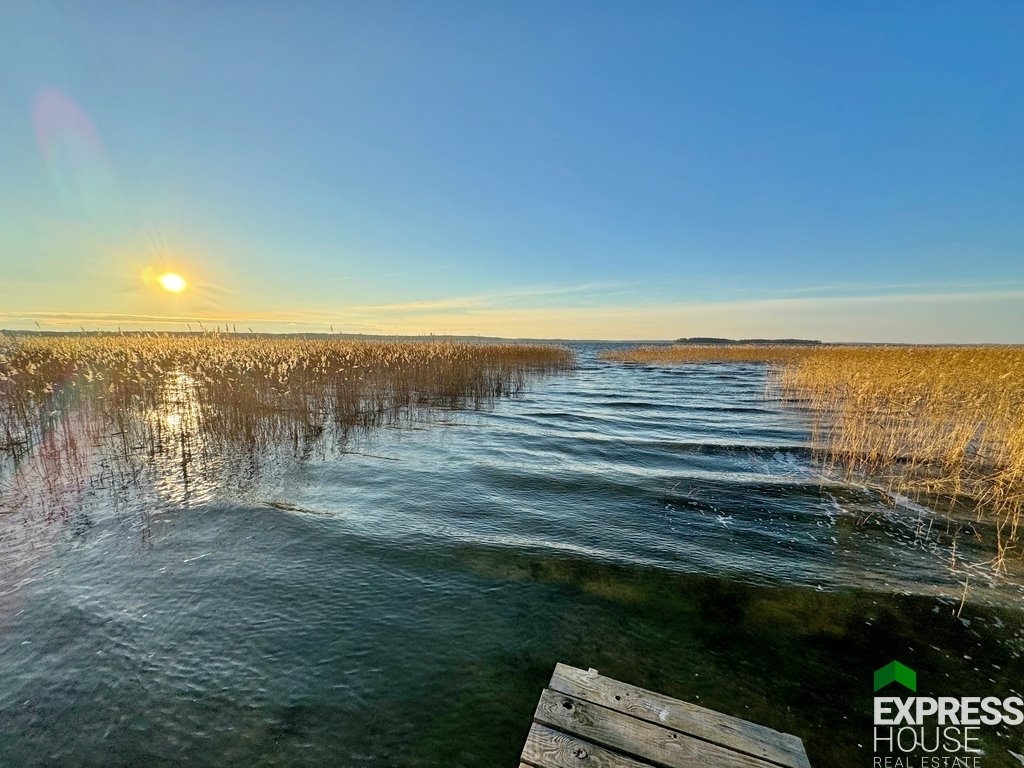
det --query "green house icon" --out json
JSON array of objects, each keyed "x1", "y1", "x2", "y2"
[{"x1": 873, "y1": 661, "x2": 917, "y2": 692}]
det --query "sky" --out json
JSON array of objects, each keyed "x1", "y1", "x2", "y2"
[{"x1": 1, "y1": 1, "x2": 1022, "y2": 342}]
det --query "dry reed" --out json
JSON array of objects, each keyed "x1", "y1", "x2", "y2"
[
  {"x1": 0, "y1": 333, "x2": 573, "y2": 512},
  {"x1": 604, "y1": 344, "x2": 1024, "y2": 566}
]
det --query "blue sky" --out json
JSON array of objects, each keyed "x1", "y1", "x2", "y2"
[{"x1": 2, "y1": 1, "x2": 1022, "y2": 341}]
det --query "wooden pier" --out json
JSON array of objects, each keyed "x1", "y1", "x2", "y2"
[{"x1": 519, "y1": 663, "x2": 811, "y2": 768}]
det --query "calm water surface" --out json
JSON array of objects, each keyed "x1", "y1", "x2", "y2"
[{"x1": 2, "y1": 344, "x2": 1023, "y2": 767}]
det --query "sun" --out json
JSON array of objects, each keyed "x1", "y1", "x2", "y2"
[{"x1": 158, "y1": 272, "x2": 188, "y2": 293}]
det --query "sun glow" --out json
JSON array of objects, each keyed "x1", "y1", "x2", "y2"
[{"x1": 158, "y1": 272, "x2": 188, "y2": 293}]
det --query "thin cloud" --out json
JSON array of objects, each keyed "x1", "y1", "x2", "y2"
[
  {"x1": 768, "y1": 278, "x2": 1024, "y2": 297},
  {"x1": 5, "y1": 287, "x2": 1023, "y2": 343},
  {"x1": 346, "y1": 281, "x2": 634, "y2": 314}
]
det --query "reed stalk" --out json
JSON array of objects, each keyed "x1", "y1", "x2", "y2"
[
  {"x1": 604, "y1": 344, "x2": 1024, "y2": 566},
  {"x1": 0, "y1": 333, "x2": 573, "y2": 511}
]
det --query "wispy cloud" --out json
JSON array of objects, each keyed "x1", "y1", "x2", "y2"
[
  {"x1": 0, "y1": 309, "x2": 380, "y2": 333},
  {"x1": 345, "y1": 281, "x2": 636, "y2": 314},
  {"x1": 767, "y1": 278, "x2": 1024, "y2": 297},
  {"x1": 340, "y1": 288, "x2": 627, "y2": 318},
  {"x1": 5, "y1": 287, "x2": 1023, "y2": 343}
]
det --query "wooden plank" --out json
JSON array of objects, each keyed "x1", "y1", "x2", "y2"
[
  {"x1": 549, "y1": 664, "x2": 810, "y2": 768},
  {"x1": 521, "y1": 723, "x2": 653, "y2": 768},
  {"x1": 533, "y1": 688, "x2": 780, "y2": 768}
]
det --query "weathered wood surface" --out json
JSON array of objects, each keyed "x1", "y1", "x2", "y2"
[
  {"x1": 520, "y1": 664, "x2": 811, "y2": 768},
  {"x1": 548, "y1": 663, "x2": 811, "y2": 768},
  {"x1": 533, "y1": 689, "x2": 782, "y2": 768},
  {"x1": 522, "y1": 724, "x2": 652, "y2": 768}
]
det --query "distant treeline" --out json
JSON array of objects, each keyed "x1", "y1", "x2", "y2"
[{"x1": 674, "y1": 337, "x2": 822, "y2": 346}]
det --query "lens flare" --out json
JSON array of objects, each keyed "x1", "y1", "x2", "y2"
[
  {"x1": 158, "y1": 272, "x2": 188, "y2": 293},
  {"x1": 33, "y1": 88, "x2": 118, "y2": 219}
]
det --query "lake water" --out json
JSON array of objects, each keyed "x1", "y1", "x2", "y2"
[{"x1": 2, "y1": 343, "x2": 1022, "y2": 767}]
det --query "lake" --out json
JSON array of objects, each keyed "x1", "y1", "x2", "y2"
[{"x1": 1, "y1": 343, "x2": 1022, "y2": 767}]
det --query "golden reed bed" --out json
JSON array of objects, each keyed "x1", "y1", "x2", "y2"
[
  {"x1": 0, "y1": 334, "x2": 573, "y2": 512},
  {"x1": 604, "y1": 344, "x2": 1024, "y2": 567}
]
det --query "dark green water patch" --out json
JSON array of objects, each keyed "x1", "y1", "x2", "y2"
[{"x1": 443, "y1": 544, "x2": 1024, "y2": 767}]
